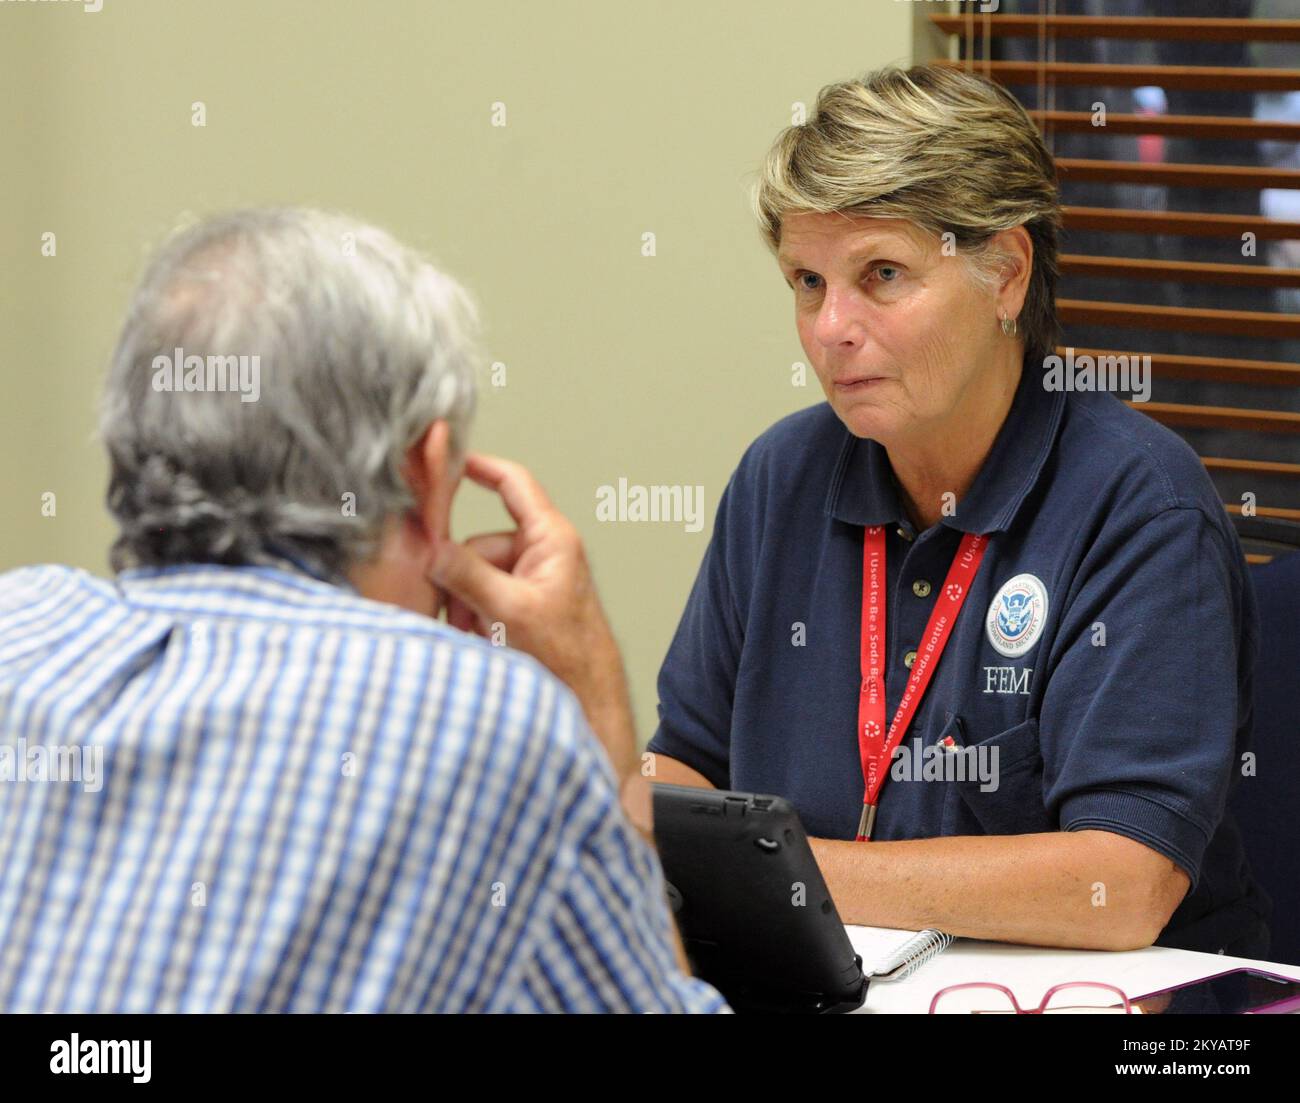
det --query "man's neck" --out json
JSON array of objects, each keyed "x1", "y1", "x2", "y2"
[{"x1": 886, "y1": 355, "x2": 1023, "y2": 533}]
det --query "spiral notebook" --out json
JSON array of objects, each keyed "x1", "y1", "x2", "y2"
[{"x1": 866, "y1": 928, "x2": 955, "y2": 982}]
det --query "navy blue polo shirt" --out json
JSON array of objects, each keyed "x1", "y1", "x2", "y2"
[{"x1": 649, "y1": 362, "x2": 1271, "y2": 957}]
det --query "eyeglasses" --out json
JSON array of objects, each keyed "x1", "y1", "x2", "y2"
[{"x1": 929, "y1": 982, "x2": 1132, "y2": 1014}]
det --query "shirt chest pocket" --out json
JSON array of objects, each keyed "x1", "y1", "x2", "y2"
[{"x1": 939, "y1": 715, "x2": 1055, "y2": 837}]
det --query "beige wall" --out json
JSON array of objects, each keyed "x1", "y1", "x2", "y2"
[{"x1": 0, "y1": 0, "x2": 916, "y2": 744}]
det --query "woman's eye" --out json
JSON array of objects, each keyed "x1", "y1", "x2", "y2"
[{"x1": 791, "y1": 268, "x2": 898, "y2": 292}]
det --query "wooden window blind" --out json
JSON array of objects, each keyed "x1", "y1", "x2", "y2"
[{"x1": 927, "y1": 1, "x2": 1300, "y2": 564}]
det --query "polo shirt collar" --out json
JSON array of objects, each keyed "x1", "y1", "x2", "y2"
[{"x1": 824, "y1": 362, "x2": 1066, "y2": 535}]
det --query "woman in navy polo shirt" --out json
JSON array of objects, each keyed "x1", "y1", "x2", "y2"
[{"x1": 647, "y1": 64, "x2": 1270, "y2": 958}]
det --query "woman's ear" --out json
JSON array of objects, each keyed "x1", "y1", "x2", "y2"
[{"x1": 995, "y1": 225, "x2": 1034, "y2": 320}]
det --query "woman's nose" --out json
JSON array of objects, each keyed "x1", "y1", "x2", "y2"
[{"x1": 812, "y1": 286, "x2": 865, "y2": 349}]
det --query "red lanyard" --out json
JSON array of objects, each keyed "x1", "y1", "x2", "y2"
[{"x1": 856, "y1": 525, "x2": 987, "y2": 841}]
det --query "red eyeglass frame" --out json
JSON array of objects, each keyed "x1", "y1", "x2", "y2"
[{"x1": 928, "y1": 981, "x2": 1133, "y2": 1014}]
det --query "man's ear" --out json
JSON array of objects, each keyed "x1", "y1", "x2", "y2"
[{"x1": 403, "y1": 419, "x2": 456, "y2": 545}]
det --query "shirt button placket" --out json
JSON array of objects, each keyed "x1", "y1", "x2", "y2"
[{"x1": 897, "y1": 530, "x2": 929, "y2": 676}]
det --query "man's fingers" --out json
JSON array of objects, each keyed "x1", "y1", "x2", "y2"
[
  {"x1": 461, "y1": 530, "x2": 519, "y2": 573},
  {"x1": 445, "y1": 594, "x2": 486, "y2": 637},
  {"x1": 429, "y1": 538, "x2": 517, "y2": 622},
  {"x1": 462, "y1": 453, "x2": 556, "y2": 533}
]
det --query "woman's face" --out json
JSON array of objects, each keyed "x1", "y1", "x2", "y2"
[{"x1": 777, "y1": 212, "x2": 1005, "y2": 446}]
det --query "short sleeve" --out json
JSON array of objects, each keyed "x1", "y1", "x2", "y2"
[
  {"x1": 506, "y1": 751, "x2": 730, "y2": 1013},
  {"x1": 647, "y1": 473, "x2": 746, "y2": 787},
  {"x1": 1039, "y1": 506, "x2": 1249, "y2": 891},
  {"x1": 509, "y1": 828, "x2": 731, "y2": 1014}
]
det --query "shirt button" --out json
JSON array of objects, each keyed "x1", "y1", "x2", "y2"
[
  {"x1": 911, "y1": 579, "x2": 932, "y2": 598},
  {"x1": 903, "y1": 649, "x2": 918, "y2": 669},
  {"x1": 896, "y1": 527, "x2": 913, "y2": 542}
]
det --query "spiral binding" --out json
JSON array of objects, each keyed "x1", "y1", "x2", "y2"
[{"x1": 871, "y1": 928, "x2": 954, "y2": 981}]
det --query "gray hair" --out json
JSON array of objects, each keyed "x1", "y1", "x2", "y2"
[
  {"x1": 753, "y1": 64, "x2": 1061, "y2": 368},
  {"x1": 100, "y1": 207, "x2": 482, "y2": 579}
]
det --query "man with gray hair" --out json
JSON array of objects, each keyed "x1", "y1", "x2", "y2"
[{"x1": 0, "y1": 207, "x2": 727, "y2": 1013}]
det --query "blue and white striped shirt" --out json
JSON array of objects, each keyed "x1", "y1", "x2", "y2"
[{"x1": 0, "y1": 561, "x2": 728, "y2": 1013}]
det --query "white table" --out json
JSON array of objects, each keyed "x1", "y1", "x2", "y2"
[{"x1": 845, "y1": 925, "x2": 1300, "y2": 1013}]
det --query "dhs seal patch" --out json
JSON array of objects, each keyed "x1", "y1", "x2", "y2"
[{"x1": 985, "y1": 573, "x2": 1049, "y2": 658}]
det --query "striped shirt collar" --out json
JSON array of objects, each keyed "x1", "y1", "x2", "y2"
[{"x1": 109, "y1": 557, "x2": 410, "y2": 629}]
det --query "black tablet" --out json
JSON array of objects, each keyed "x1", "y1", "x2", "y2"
[{"x1": 651, "y1": 783, "x2": 868, "y2": 1014}]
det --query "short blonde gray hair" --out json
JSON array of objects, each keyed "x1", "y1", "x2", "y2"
[{"x1": 753, "y1": 64, "x2": 1062, "y2": 366}]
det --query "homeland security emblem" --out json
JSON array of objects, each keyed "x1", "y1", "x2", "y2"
[{"x1": 985, "y1": 573, "x2": 1049, "y2": 658}]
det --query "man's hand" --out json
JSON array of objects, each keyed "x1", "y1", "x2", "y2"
[{"x1": 428, "y1": 452, "x2": 636, "y2": 781}]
